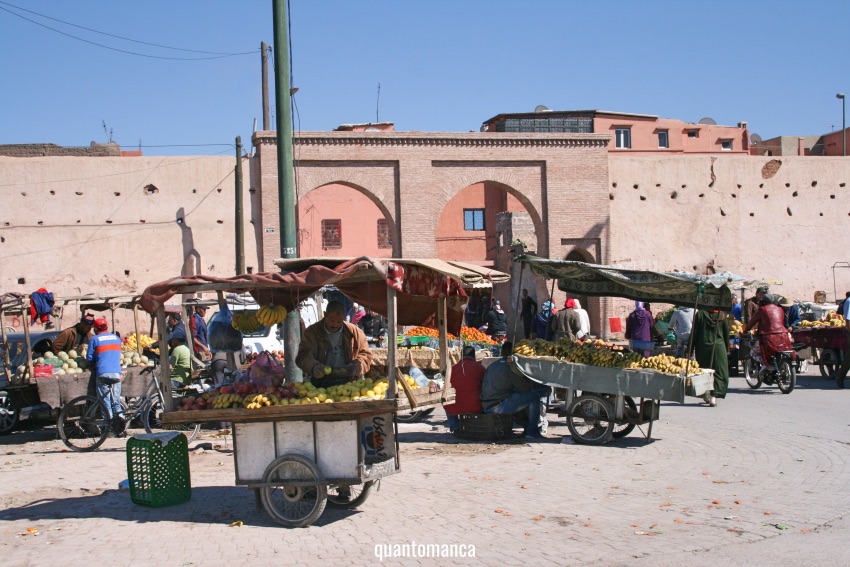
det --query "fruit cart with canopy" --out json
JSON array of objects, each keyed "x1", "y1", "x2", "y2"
[
  {"x1": 1, "y1": 292, "x2": 156, "y2": 434},
  {"x1": 138, "y1": 256, "x2": 500, "y2": 527},
  {"x1": 510, "y1": 255, "x2": 734, "y2": 444}
]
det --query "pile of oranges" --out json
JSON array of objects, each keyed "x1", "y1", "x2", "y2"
[
  {"x1": 405, "y1": 326, "x2": 457, "y2": 340},
  {"x1": 460, "y1": 326, "x2": 497, "y2": 345}
]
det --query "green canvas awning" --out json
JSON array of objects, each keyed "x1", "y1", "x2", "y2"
[{"x1": 515, "y1": 255, "x2": 735, "y2": 310}]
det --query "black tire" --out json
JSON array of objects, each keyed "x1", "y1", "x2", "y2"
[
  {"x1": 58, "y1": 395, "x2": 110, "y2": 452},
  {"x1": 0, "y1": 391, "x2": 20, "y2": 435},
  {"x1": 777, "y1": 358, "x2": 796, "y2": 394},
  {"x1": 611, "y1": 395, "x2": 637, "y2": 439},
  {"x1": 261, "y1": 454, "x2": 327, "y2": 527},
  {"x1": 142, "y1": 398, "x2": 201, "y2": 442},
  {"x1": 744, "y1": 358, "x2": 762, "y2": 389},
  {"x1": 820, "y1": 349, "x2": 839, "y2": 379},
  {"x1": 566, "y1": 394, "x2": 614, "y2": 445},
  {"x1": 396, "y1": 408, "x2": 435, "y2": 423},
  {"x1": 327, "y1": 481, "x2": 373, "y2": 509}
]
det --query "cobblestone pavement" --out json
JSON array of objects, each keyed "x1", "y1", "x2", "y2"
[{"x1": 2, "y1": 370, "x2": 850, "y2": 566}]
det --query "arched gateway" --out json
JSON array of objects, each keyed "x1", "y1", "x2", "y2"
[{"x1": 252, "y1": 130, "x2": 612, "y2": 335}]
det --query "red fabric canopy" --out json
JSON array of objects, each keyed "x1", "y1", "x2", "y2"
[{"x1": 139, "y1": 257, "x2": 472, "y2": 333}]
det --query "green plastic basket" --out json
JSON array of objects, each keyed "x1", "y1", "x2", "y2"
[
  {"x1": 126, "y1": 434, "x2": 191, "y2": 507},
  {"x1": 408, "y1": 336, "x2": 430, "y2": 346}
]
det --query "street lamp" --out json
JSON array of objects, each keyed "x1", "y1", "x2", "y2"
[{"x1": 837, "y1": 93, "x2": 846, "y2": 157}]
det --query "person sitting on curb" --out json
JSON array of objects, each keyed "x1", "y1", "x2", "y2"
[
  {"x1": 479, "y1": 342, "x2": 550, "y2": 439},
  {"x1": 443, "y1": 346, "x2": 486, "y2": 433}
]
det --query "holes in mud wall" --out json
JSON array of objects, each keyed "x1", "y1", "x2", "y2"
[
  {"x1": 106, "y1": 220, "x2": 113, "y2": 224},
  {"x1": 785, "y1": 183, "x2": 791, "y2": 188},
  {"x1": 17, "y1": 277, "x2": 25, "y2": 284},
  {"x1": 20, "y1": 192, "x2": 26, "y2": 196},
  {"x1": 216, "y1": 220, "x2": 224, "y2": 224},
  {"x1": 764, "y1": 194, "x2": 769, "y2": 199},
  {"x1": 841, "y1": 183, "x2": 846, "y2": 187},
  {"x1": 731, "y1": 193, "x2": 737, "y2": 198},
  {"x1": 0, "y1": 236, "x2": 4, "y2": 243},
  {"x1": 37, "y1": 221, "x2": 43, "y2": 225},
  {"x1": 75, "y1": 192, "x2": 83, "y2": 195},
  {"x1": 144, "y1": 184, "x2": 159, "y2": 195},
  {"x1": 681, "y1": 184, "x2": 687, "y2": 188},
  {"x1": 670, "y1": 191, "x2": 678, "y2": 199},
  {"x1": 720, "y1": 208, "x2": 726, "y2": 216},
  {"x1": 609, "y1": 193, "x2": 614, "y2": 200},
  {"x1": 49, "y1": 190, "x2": 55, "y2": 195},
  {"x1": 819, "y1": 213, "x2": 824, "y2": 216},
  {"x1": 787, "y1": 207, "x2": 793, "y2": 216},
  {"x1": 639, "y1": 196, "x2": 646, "y2": 201},
  {"x1": 831, "y1": 195, "x2": 836, "y2": 199},
  {"x1": 633, "y1": 184, "x2": 639, "y2": 189},
  {"x1": 216, "y1": 188, "x2": 222, "y2": 193},
  {"x1": 749, "y1": 212, "x2": 755, "y2": 217},
  {"x1": 812, "y1": 181, "x2": 818, "y2": 187},
  {"x1": 3, "y1": 222, "x2": 8, "y2": 226},
  {"x1": 792, "y1": 191, "x2": 798, "y2": 197},
  {"x1": 656, "y1": 183, "x2": 661, "y2": 187},
  {"x1": 612, "y1": 182, "x2": 617, "y2": 188},
  {"x1": 114, "y1": 192, "x2": 121, "y2": 196},
  {"x1": 124, "y1": 270, "x2": 130, "y2": 276},
  {"x1": 737, "y1": 184, "x2": 742, "y2": 189},
  {"x1": 140, "y1": 219, "x2": 146, "y2": 224},
  {"x1": 759, "y1": 183, "x2": 764, "y2": 188},
  {"x1": 698, "y1": 193, "x2": 705, "y2": 198}
]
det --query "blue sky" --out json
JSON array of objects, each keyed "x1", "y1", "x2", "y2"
[{"x1": 1, "y1": 0, "x2": 848, "y2": 156}]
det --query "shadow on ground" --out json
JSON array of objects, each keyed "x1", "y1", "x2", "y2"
[{"x1": 0, "y1": 485, "x2": 360, "y2": 528}]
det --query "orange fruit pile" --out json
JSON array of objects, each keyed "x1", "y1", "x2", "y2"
[
  {"x1": 405, "y1": 326, "x2": 457, "y2": 340},
  {"x1": 460, "y1": 326, "x2": 497, "y2": 345}
]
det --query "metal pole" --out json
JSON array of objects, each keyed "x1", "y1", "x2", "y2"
[
  {"x1": 261, "y1": 41, "x2": 270, "y2": 131},
  {"x1": 272, "y1": 0, "x2": 302, "y2": 382},
  {"x1": 235, "y1": 136, "x2": 245, "y2": 275}
]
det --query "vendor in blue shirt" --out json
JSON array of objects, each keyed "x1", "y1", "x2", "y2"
[
  {"x1": 191, "y1": 305, "x2": 211, "y2": 360},
  {"x1": 86, "y1": 318, "x2": 125, "y2": 433}
]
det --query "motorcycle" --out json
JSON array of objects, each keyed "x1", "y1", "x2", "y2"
[{"x1": 743, "y1": 336, "x2": 796, "y2": 394}]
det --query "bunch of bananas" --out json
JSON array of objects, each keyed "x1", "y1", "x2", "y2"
[
  {"x1": 626, "y1": 354, "x2": 701, "y2": 375},
  {"x1": 231, "y1": 311, "x2": 261, "y2": 333},
  {"x1": 211, "y1": 393, "x2": 243, "y2": 409},
  {"x1": 244, "y1": 393, "x2": 276, "y2": 409},
  {"x1": 257, "y1": 304, "x2": 288, "y2": 326}
]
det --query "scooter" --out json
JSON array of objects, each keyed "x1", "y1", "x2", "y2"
[{"x1": 743, "y1": 338, "x2": 796, "y2": 394}]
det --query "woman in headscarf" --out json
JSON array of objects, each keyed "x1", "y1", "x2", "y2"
[
  {"x1": 573, "y1": 299, "x2": 591, "y2": 339},
  {"x1": 530, "y1": 300, "x2": 555, "y2": 340},
  {"x1": 549, "y1": 298, "x2": 581, "y2": 342},
  {"x1": 625, "y1": 301, "x2": 654, "y2": 356},
  {"x1": 693, "y1": 308, "x2": 731, "y2": 407}
]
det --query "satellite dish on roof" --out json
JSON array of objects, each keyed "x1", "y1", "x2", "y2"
[
  {"x1": 698, "y1": 117, "x2": 717, "y2": 125},
  {"x1": 750, "y1": 133, "x2": 763, "y2": 144},
  {"x1": 534, "y1": 105, "x2": 551, "y2": 113}
]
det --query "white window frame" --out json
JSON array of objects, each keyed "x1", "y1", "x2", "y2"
[
  {"x1": 657, "y1": 130, "x2": 669, "y2": 148},
  {"x1": 615, "y1": 128, "x2": 631, "y2": 149},
  {"x1": 720, "y1": 139, "x2": 733, "y2": 151},
  {"x1": 687, "y1": 129, "x2": 699, "y2": 138}
]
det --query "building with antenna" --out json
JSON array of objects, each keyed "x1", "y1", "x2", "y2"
[{"x1": 481, "y1": 109, "x2": 750, "y2": 155}]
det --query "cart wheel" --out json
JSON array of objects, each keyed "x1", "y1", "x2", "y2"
[
  {"x1": 396, "y1": 408, "x2": 434, "y2": 423},
  {"x1": 743, "y1": 358, "x2": 762, "y2": 389},
  {"x1": 611, "y1": 396, "x2": 637, "y2": 439},
  {"x1": 327, "y1": 481, "x2": 373, "y2": 509},
  {"x1": 566, "y1": 395, "x2": 614, "y2": 445},
  {"x1": 777, "y1": 359, "x2": 796, "y2": 394},
  {"x1": 820, "y1": 349, "x2": 839, "y2": 380},
  {"x1": 58, "y1": 395, "x2": 110, "y2": 452},
  {"x1": 260, "y1": 454, "x2": 327, "y2": 528},
  {"x1": 142, "y1": 398, "x2": 201, "y2": 442},
  {"x1": 0, "y1": 391, "x2": 19, "y2": 435}
]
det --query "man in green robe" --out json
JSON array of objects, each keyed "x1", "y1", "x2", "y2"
[{"x1": 692, "y1": 309, "x2": 730, "y2": 407}]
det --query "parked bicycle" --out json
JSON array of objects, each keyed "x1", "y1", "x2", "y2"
[{"x1": 57, "y1": 363, "x2": 202, "y2": 452}]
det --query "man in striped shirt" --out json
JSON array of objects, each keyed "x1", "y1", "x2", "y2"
[{"x1": 86, "y1": 318, "x2": 124, "y2": 433}]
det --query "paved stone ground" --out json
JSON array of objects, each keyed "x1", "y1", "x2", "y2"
[{"x1": 2, "y1": 369, "x2": 850, "y2": 566}]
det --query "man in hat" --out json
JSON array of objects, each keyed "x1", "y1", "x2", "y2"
[
  {"x1": 167, "y1": 324, "x2": 192, "y2": 386},
  {"x1": 778, "y1": 296, "x2": 800, "y2": 330},
  {"x1": 86, "y1": 318, "x2": 125, "y2": 434},
  {"x1": 743, "y1": 287, "x2": 768, "y2": 324},
  {"x1": 51, "y1": 313, "x2": 95, "y2": 355},
  {"x1": 190, "y1": 305, "x2": 211, "y2": 361},
  {"x1": 296, "y1": 300, "x2": 372, "y2": 387}
]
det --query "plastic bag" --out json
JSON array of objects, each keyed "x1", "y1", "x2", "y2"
[
  {"x1": 407, "y1": 367, "x2": 430, "y2": 388},
  {"x1": 246, "y1": 351, "x2": 284, "y2": 387},
  {"x1": 209, "y1": 304, "x2": 244, "y2": 352}
]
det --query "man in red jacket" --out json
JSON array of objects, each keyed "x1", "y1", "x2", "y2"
[{"x1": 443, "y1": 346, "x2": 486, "y2": 433}]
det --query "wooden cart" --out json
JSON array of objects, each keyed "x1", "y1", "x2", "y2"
[
  {"x1": 162, "y1": 400, "x2": 397, "y2": 527},
  {"x1": 513, "y1": 355, "x2": 714, "y2": 444}
]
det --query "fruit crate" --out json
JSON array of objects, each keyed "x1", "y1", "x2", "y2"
[
  {"x1": 126, "y1": 433, "x2": 191, "y2": 507},
  {"x1": 454, "y1": 413, "x2": 514, "y2": 441}
]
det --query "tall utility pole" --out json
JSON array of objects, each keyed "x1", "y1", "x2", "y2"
[
  {"x1": 272, "y1": 0, "x2": 302, "y2": 381},
  {"x1": 234, "y1": 136, "x2": 245, "y2": 275},
  {"x1": 261, "y1": 42, "x2": 270, "y2": 130}
]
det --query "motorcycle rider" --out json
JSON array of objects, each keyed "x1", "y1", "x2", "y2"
[{"x1": 743, "y1": 294, "x2": 795, "y2": 378}]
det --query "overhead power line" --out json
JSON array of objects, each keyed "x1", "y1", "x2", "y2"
[{"x1": 0, "y1": 2, "x2": 256, "y2": 60}]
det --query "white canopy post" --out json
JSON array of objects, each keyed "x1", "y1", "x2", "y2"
[
  {"x1": 387, "y1": 286, "x2": 398, "y2": 400},
  {"x1": 156, "y1": 308, "x2": 173, "y2": 410}
]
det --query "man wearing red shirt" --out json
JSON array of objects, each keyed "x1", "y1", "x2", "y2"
[{"x1": 443, "y1": 346, "x2": 485, "y2": 433}]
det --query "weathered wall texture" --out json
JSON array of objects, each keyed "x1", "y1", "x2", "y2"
[
  {"x1": 0, "y1": 143, "x2": 122, "y2": 157},
  {"x1": 608, "y1": 155, "x2": 850, "y2": 325},
  {"x1": 0, "y1": 155, "x2": 255, "y2": 332}
]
